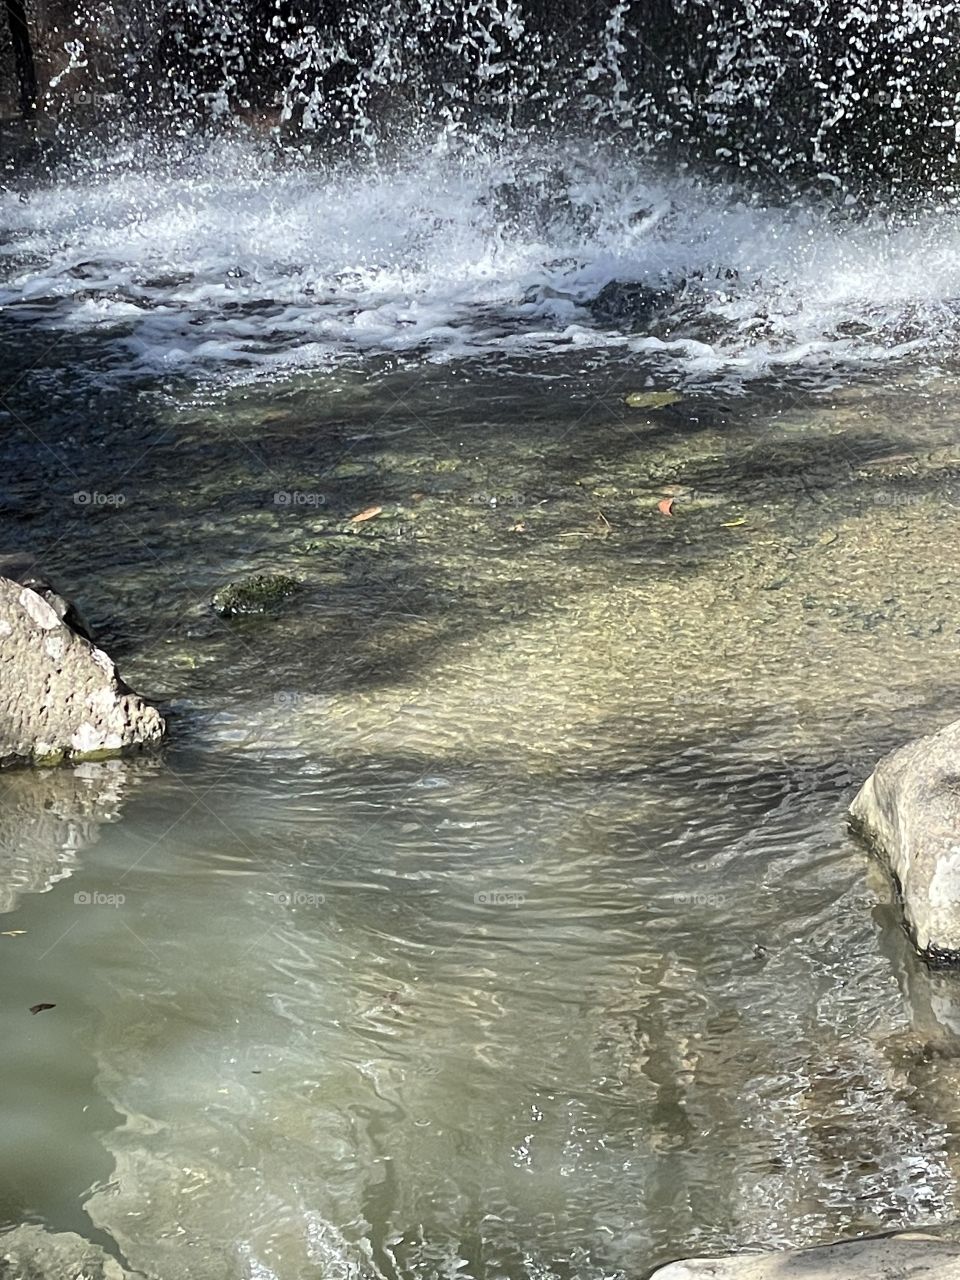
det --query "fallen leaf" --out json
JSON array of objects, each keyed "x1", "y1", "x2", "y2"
[
  {"x1": 657, "y1": 498, "x2": 675, "y2": 516},
  {"x1": 1, "y1": 930, "x2": 25, "y2": 937},
  {"x1": 625, "y1": 390, "x2": 683, "y2": 410},
  {"x1": 29, "y1": 1003, "x2": 55, "y2": 1015},
  {"x1": 511, "y1": 522, "x2": 527, "y2": 532},
  {"x1": 721, "y1": 517, "x2": 748, "y2": 528},
  {"x1": 348, "y1": 505, "x2": 383, "y2": 523}
]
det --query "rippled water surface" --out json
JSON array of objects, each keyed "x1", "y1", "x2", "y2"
[{"x1": 5, "y1": 142, "x2": 960, "y2": 1280}]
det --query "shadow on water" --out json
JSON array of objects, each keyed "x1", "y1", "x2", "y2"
[{"x1": 7, "y1": 312, "x2": 960, "y2": 1273}]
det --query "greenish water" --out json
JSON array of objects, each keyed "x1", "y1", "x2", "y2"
[{"x1": 4, "y1": 330, "x2": 960, "y2": 1278}]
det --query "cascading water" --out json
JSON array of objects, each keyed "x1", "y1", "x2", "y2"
[
  {"x1": 12, "y1": 0, "x2": 960, "y2": 182},
  {"x1": 4, "y1": 2, "x2": 960, "y2": 392}
]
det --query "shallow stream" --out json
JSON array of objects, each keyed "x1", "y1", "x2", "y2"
[{"x1": 4, "y1": 140, "x2": 960, "y2": 1280}]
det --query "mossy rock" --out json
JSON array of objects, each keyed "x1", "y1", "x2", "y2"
[{"x1": 211, "y1": 574, "x2": 300, "y2": 618}]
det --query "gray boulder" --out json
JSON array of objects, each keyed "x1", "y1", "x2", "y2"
[
  {"x1": 650, "y1": 1232, "x2": 960, "y2": 1279},
  {"x1": 850, "y1": 719, "x2": 960, "y2": 961},
  {"x1": 0, "y1": 574, "x2": 165, "y2": 767},
  {"x1": 0, "y1": 1224, "x2": 132, "y2": 1279}
]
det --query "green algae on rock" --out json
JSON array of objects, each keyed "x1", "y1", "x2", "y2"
[{"x1": 211, "y1": 573, "x2": 301, "y2": 618}]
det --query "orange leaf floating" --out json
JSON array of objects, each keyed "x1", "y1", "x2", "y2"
[
  {"x1": 348, "y1": 505, "x2": 383, "y2": 523},
  {"x1": 657, "y1": 498, "x2": 675, "y2": 516}
]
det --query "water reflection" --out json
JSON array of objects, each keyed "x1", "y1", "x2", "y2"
[{"x1": 3, "y1": 359, "x2": 960, "y2": 1276}]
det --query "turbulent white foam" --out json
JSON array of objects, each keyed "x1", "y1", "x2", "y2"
[{"x1": 2, "y1": 135, "x2": 960, "y2": 388}]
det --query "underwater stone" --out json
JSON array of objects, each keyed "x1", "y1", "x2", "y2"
[
  {"x1": 0, "y1": 1223, "x2": 133, "y2": 1279},
  {"x1": 589, "y1": 280, "x2": 676, "y2": 329},
  {"x1": 0, "y1": 574, "x2": 165, "y2": 768},
  {"x1": 211, "y1": 572, "x2": 300, "y2": 618},
  {"x1": 851, "y1": 719, "x2": 960, "y2": 961},
  {"x1": 651, "y1": 1232, "x2": 960, "y2": 1278}
]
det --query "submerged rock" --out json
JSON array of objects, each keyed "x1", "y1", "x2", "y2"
[
  {"x1": 650, "y1": 1232, "x2": 960, "y2": 1278},
  {"x1": 211, "y1": 572, "x2": 300, "y2": 617},
  {"x1": 0, "y1": 574, "x2": 165, "y2": 768},
  {"x1": 0, "y1": 1224, "x2": 132, "y2": 1279},
  {"x1": 589, "y1": 280, "x2": 676, "y2": 329},
  {"x1": 850, "y1": 719, "x2": 960, "y2": 961}
]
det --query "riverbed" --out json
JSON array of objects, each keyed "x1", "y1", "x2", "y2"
[{"x1": 4, "y1": 142, "x2": 960, "y2": 1279}]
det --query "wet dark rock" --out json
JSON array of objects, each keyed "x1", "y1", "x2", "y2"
[
  {"x1": 850, "y1": 719, "x2": 960, "y2": 961},
  {"x1": 0, "y1": 574, "x2": 165, "y2": 768},
  {"x1": 211, "y1": 572, "x2": 300, "y2": 618},
  {"x1": 0, "y1": 1224, "x2": 132, "y2": 1279},
  {"x1": 588, "y1": 280, "x2": 676, "y2": 329},
  {"x1": 650, "y1": 1231, "x2": 960, "y2": 1278}
]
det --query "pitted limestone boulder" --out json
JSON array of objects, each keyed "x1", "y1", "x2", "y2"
[
  {"x1": 0, "y1": 574, "x2": 164, "y2": 767},
  {"x1": 0, "y1": 1223, "x2": 133, "y2": 1279},
  {"x1": 650, "y1": 1231, "x2": 960, "y2": 1279},
  {"x1": 851, "y1": 719, "x2": 960, "y2": 962}
]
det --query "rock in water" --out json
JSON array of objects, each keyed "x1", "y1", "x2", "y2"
[
  {"x1": 0, "y1": 1223, "x2": 132, "y2": 1278},
  {"x1": 650, "y1": 1232, "x2": 960, "y2": 1278},
  {"x1": 211, "y1": 572, "x2": 300, "y2": 618},
  {"x1": 850, "y1": 720, "x2": 960, "y2": 962},
  {"x1": 0, "y1": 574, "x2": 165, "y2": 767},
  {"x1": 589, "y1": 280, "x2": 676, "y2": 329}
]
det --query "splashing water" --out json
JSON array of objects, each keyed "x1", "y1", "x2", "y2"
[
  {"x1": 16, "y1": 1, "x2": 960, "y2": 184},
  {"x1": 3, "y1": 134, "x2": 960, "y2": 391},
  {"x1": 5, "y1": 3, "x2": 960, "y2": 390}
]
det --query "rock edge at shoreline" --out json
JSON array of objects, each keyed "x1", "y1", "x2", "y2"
[
  {"x1": 649, "y1": 1230, "x2": 960, "y2": 1278},
  {"x1": 850, "y1": 718, "x2": 960, "y2": 962},
  {"x1": 0, "y1": 573, "x2": 165, "y2": 768}
]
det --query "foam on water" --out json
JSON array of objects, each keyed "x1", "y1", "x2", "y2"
[{"x1": 3, "y1": 135, "x2": 960, "y2": 389}]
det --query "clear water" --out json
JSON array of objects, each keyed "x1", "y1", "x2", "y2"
[{"x1": 5, "y1": 140, "x2": 960, "y2": 1279}]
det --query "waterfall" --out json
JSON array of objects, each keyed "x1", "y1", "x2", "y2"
[{"x1": 5, "y1": 1, "x2": 960, "y2": 189}]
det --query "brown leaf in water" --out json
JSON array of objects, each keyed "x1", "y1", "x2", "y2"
[
  {"x1": 511, "y1": 522, "x2": 527, "y2": 533},
  {"x1": 29, "y1": 1003, "x2": 55, "y2": 1015},
  {"x1": 657, "y1": 498, "x2": 675, "y2": 516},
  {"x1": 348, "y1": 505, "x2": 383, "y2": 523}
]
